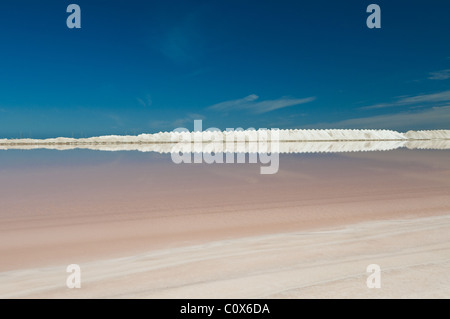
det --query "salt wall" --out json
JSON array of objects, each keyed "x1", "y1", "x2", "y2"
[
  {"x1": 1, "y1": 129, "x2": 450, "y2": 146},
  {"x1": 0, "y1": 129, "x2": 449, "y2": 153}
]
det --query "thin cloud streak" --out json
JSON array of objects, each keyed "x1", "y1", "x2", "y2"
[
  {"x1": 137, "y1": 95, "x2": 153, "y2": 108},
  {"x1": 208, "y1": 94, "x2": 316, "y2": 114},
  {"x1": 361, "y1": 90, "x2": 450, "y2": 110},
  {"x1": 309, "y1": 105, "x2": 450, "y2": 130},
  {"x1": 149, "y1": 113, "x2": 205, "y2": 130},
  {"x1": 428, "y1": 69, "x2": 450, "y2": 80}
]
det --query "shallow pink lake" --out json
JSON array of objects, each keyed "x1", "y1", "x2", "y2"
[{"x1": 1, "y1": 149, "x2": 449, "y2": 298}]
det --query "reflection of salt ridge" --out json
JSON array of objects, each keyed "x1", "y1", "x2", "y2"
[
  {"x1": 0, "y1": 130, "x2": 449, "y2": 154},
  {"x1": 405, "y1": 140, "x2": 450, "y2": 150},
  {"x1": 2, "y1": 140, "x2": 449, "y2": 153}
]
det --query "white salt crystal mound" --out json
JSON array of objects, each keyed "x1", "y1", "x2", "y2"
[
  {"x1": 1, "y1": 129, "x2": 449, "y2": 147},
  {"x1": 275, "y1": 129, "x2": 406, "y2": 141},
  {"x1": 405, "y1": 130, "x2": 450, "y2": 140},
  {"x1": 165, "y1": 129, "x2": 407, "y2": 142}
]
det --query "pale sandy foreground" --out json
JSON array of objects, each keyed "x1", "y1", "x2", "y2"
[
  {"x1": 0, "y1": 150, "x2": 449, "y2": 298},
  {"x1": 1, "y1": 215, "x2": 450, "y2": 298}
]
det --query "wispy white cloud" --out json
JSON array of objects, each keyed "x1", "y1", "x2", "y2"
[
  {"x1": 361, "y1": 90, "x2": 450, "y2": 110},
  {"x1": 137, "y1": 95, "x2": 152, "y2": 108},
  {"x1": 208, "y1": 94, "x2": 316, "y2": 114},
  {"x1": 208, "y1": 94, "x2": 259, "y2": 111},
  {"x1": 309, "y1": 105, "x2": 450, "y2": 130},
  {"x1": 149, "y1": 113, "x2": 205, "y2": 130},
  {"x1": 172, "y1": 113, "x2": 205, "y2": 127},
  {"x1": 428, "y1": 69, "x2": 450, "y2": 80}
]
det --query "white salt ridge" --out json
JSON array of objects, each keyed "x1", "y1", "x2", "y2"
[
  {"x1": 0, "y1": 129, "x2": 449, "y2": 153},
  {"x1": 1, "y1": 129, "x2": 449, "y2": 145},
  {"x1": 404, "y1": 130, "x2": 450, "y2": 140}
]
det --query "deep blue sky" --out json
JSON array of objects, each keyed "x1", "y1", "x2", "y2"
[{"x1": 1, "y1": 0, "x2": 449, "y2": 138}]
